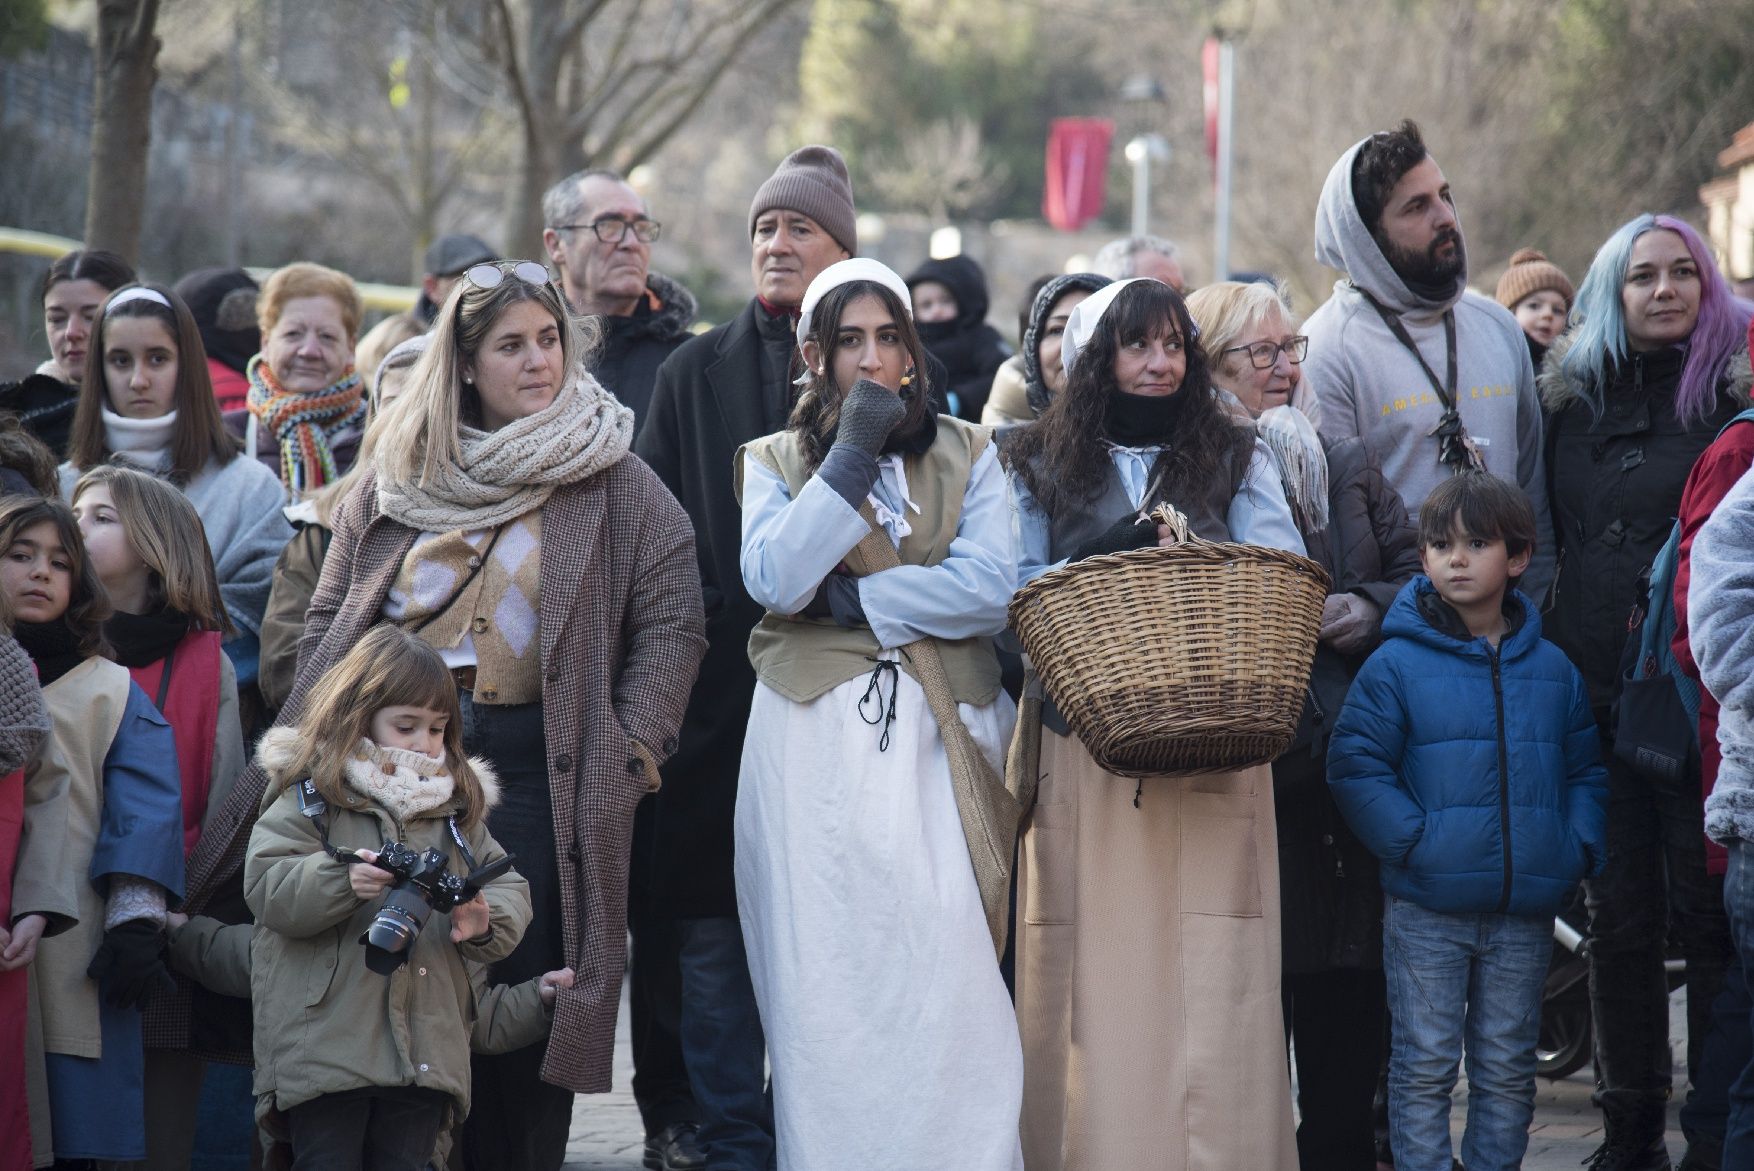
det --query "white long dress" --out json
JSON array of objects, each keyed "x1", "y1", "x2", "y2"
[{"x1": 736, "y1": 443, "x2": 1025, "y2": 1171}]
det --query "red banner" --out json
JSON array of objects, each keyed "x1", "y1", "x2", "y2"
[{"x1": 1043, "y1": 117, "x2": 1113, "y2": 232}]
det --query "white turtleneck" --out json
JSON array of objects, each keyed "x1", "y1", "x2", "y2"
[{"x1": 101, "y1": 407, "x2": 179, "y2": 474}]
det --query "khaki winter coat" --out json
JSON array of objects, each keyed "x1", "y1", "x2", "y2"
[
  {"x1": 188, "y1": 457, "x2": 706, "y2": 1092},
  {"x1": 243, "y1": 727, "x2": 531, "y2": 1116}
]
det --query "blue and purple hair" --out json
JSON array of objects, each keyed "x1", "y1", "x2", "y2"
[{"x1": 1559, "y1": 214, "x2": 1751, "y2": 425}]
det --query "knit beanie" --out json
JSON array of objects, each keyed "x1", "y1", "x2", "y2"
[
  {"x1": 749, "y1": 146, "x2": 857, "y2": 255},
  {"x1": 1496, "y1": 248, "x2": 1574, "y2": 312}
]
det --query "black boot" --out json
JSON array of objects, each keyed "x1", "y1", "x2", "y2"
[{"x1": 1584, "y1": 1092, "x2": 1672, "y2": 1170}]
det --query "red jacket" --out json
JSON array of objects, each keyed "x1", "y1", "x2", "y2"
[
  {"x1": 1672, "y1": 420, "x2": 1754, "y2": 876},
  {"x1": 208, "y1": 357, "x2": 249, "y2": 414}
]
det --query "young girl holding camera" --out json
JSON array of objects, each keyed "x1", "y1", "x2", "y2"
[
  {"x1": 245, "y1": 623, "x2": 530, "y2": 1171},
  {"x1": 1, "y1": 495, "x2": 184, "y2": 1164}
]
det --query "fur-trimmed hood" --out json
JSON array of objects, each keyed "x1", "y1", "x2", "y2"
[
  {"x1": 254, "y1": 724, "x2": 503, "y2": 814},
  {"x1": 609, "y1": 271, "x2": 698, "y2": 344},
  {"x1": 1540, "y1": 327, "x2": 1754, "y2": 413}
]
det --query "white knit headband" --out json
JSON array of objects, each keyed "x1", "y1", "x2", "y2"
[
  {"x1": 796, "y1": 258, "x2": 913, "y2": 347},
  {"x1": 105, "y1": 286, "x2": 172, "y2": 315}
]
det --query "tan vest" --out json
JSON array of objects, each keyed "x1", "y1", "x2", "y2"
[
  {"x1": 737, "y1": 417, "x2": 1001, "y2": 706},
  {"x1": 30, "y1": 657, "x2": 133, "y2": 1058}
]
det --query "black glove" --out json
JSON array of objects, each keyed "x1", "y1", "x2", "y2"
[
  {"x1": 86, "y1": 919, "x2": 175, "y2": 1010},
  {"x1": 1072, "y1": 514, "x2": 1158, "y2": 561},
  {"x1": 799, "y1": 574, "x2": 866, "y2": 627},
  {"x1": 835, "y1": 379, "x2": 907, "y2": 458}
]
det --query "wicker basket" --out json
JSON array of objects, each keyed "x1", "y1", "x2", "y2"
[{"x1": 1008, "y1": 505, "x2": 1330, "y2": 777}]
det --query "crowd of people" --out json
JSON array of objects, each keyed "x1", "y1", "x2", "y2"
[{"x1": 0, "y1": 118, "x2": 1752, "y2": 1171}]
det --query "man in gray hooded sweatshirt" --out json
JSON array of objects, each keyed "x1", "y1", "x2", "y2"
[{"x1": 1305, "y1": 120, "x2": 1554, "y2": 600}]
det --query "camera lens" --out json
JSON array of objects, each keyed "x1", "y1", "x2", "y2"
[{"x1": 361, "y1": 886, "x2": 435, "y2": 974}]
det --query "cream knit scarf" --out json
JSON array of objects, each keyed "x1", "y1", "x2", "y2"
[
  {"x1": 343, "y1": 737, "x2": 456, "y2": 824},
  {"x1": 376, "y1": 368, "x2": 633, "y2": 532}
]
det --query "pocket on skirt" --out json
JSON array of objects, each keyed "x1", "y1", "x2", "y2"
[
  {"x1": 1022, "y1": 801, "x2": 1076, "y2": 925},
  {"x1": 1180, "y1": 793, "x2": 1263, "y2": 917}
]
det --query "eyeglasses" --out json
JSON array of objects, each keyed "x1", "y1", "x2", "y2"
[
  {"x1": 1220, "y1": 335, "x2": 1309, "y2": 369},
  {"x1": 552, "y1": 217, "x2": 662, "y2": 244},
  {"x1": 462, "y1": 260, "x2": 553, "y2": 291}
]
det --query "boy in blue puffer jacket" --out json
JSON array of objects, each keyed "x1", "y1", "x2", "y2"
[{"x1": 1328, "y1": 472, "x2": 1608, "y2": 1171}]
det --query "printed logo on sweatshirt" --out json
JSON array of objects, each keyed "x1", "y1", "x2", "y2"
[{"x1": 1378, "y1": 385, "x2": 1516, "y2": 415}]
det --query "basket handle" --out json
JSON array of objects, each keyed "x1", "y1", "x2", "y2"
[{"x1": 1148, "y1": 503, "x2": 1194, "y2": 546}]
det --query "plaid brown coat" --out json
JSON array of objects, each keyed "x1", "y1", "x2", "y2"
[{"x1": 181, "y1": 454, "x2": 706, "y2": 1092}]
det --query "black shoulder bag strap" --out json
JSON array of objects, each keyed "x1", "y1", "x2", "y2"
[
  {"x1": 1357, "y1": 288, "x2": 1484, "y2": 474},
  {"x1": 154, "y1": 641, "x2": 177, "y2": 712}
]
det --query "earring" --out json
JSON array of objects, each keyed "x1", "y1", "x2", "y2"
[
  {"x1": 463, "y1": 375, "x2": 474, "y2": 385},
  {"x1": 899, "y1": 369, "x2": 914, "y2": 387}
]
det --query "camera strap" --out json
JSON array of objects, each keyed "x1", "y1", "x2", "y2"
[{"x1": 298, "y1": 775, "x2": 481, "y2": 871}]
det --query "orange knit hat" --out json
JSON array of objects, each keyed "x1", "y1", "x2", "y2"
[{"x1": 1496, "y1": 248, "x2": 1574, "y2": 312}]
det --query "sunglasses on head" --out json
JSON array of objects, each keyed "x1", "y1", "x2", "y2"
[{"x1": 462, "y1": 260, "x2": 552, "y2": 291}]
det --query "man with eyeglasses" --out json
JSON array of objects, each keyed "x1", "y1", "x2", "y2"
[
  {"x1": 1304, "y1": 119, "x2": 1553, "y2": 599},
  {"x1": 542, "y1": 169, "x2": 698, "y2": 425}
]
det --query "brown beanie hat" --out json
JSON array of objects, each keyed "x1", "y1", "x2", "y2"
[
  {"x1": 749, "y1": 145, "x2": 857, "y2": 255},
  {"x1": 1496, "y1": 248, "x2": 1575, "y2": 312}
]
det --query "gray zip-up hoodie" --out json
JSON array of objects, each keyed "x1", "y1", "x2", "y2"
[
  {"x1": 1690, "y1": 466, "x2": 1754, "y2": 845},
  {"x1": 1303, "y1": 137, "x2": 1554, "y2": 599}
]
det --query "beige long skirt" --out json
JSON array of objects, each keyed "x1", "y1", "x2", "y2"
[{"x1": 1014, "y1": 727, "x2": 1297, "y2": 1171}]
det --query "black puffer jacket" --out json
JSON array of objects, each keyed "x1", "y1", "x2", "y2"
[
  {"x1": 1274, "y1": 433, "x2": 1421, "y2": 973},
  {"x1": 591, "y1": 271, "x2": 698, "y2": 427},
  {"x1": 1541, "y1": 330, "x2": 1754, "y2": 716},
  {"x1": 906, "y1": 255, "x2": 1011, "y2": 423}
]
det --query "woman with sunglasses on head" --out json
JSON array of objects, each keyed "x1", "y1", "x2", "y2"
[
  {"x1": 228, "y1": 262, "x2": 368, "y2": 503},
  {"x1": 205, "y1": 259, "x2": 706, "y2": 1171},
  {"x1": 1002, "y1": 277, "x2": 1304, "y2": 1171},
  {"x1": 1190, "y1": 279, "x2": 1421, "y2": 1170}
]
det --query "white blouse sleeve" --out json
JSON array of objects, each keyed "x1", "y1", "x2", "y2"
[
  {"x1": 1010, "y1": 467, "x2": 1067, "y2": 587},
  {"x1": 857, "y1": 444, "x2": 1017, "y2": 647},
  {"x1": 738, "y1": 454, "x2": 871, "y2": 616}
]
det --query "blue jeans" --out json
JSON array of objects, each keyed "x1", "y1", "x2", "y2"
[
  {"x1": 1720, "y1": 842, "x2": 1754, "y2": 1165},
  {"x1": 677, "y1": 916, "x2": 775, "y2": 1171},
  {"x1": 1382, "y1": 894, "x2": 1551, "y2": 1171}
]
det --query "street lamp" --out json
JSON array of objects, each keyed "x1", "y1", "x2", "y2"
[
  {"x1": 1124, "y1": 134, "x2": 1171, "y2": 239},
  {"x1": 1119, "y1": 74, "x2": 1170, "y2": 239}
]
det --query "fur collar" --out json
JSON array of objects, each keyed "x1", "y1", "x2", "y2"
[
  {"x1": 1540, "y1": 328, "x2": 1754, "y2": 413},
  {"x1": 255, "y1": 724, "x2": 502, "y2": 814}
]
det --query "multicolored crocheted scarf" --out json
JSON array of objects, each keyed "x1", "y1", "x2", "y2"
[{"x1": 245, "y1": 354, "x2": 367, "y2": 499}]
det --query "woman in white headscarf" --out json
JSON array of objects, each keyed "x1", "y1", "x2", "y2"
[
  {"x1": 1003, "y1": 276, "x2": 1302, "y2": 1171},
  {"x1": 735, "y1": 259, "x2": 1024, "y2": 1170}
]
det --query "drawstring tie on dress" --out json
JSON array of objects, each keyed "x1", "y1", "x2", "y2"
[{"x1": 859, "y1": 658, "x2": 900, "y2": 751}]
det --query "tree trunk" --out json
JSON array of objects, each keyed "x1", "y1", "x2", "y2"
[{"x1": 82, "y1": 0, "x2": 161, "y2": 265}]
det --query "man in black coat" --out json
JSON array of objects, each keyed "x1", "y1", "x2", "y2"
[
  {"x1": 635, "y1": 145, "x2": 857, "y2": 1171},
  {"x1": 544, "y1": 166, "x2": 704, "y2": 1170}
]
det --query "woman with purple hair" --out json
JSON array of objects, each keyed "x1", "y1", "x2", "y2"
[{"x1": 1541, "y1": 213, "x2": 1752, "y2": 1169}]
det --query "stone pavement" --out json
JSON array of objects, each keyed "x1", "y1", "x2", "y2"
[{"x1": 561, "y1": 981, "x2": 1691, "y2": 1170}]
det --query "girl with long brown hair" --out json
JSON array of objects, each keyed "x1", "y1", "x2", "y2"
[
  {"x1": 2, "y1": 495, "x2": 183, "y2": 1165},
  {"x1": 59, "y1": 283, "x2": 294, "y2": 669},
  {"x1": 735, "y1": 259, "x2": 1023, "y2": 1169},
  {"x1": 246, "y1": 624, "x2": 529, "y2": 1170}
]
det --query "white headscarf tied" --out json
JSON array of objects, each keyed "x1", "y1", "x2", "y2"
[
  {"x1": 1061, "y1": 276, "x2": 1201, "y2": 375},
  {"x1": 796, "y1": 258, "x2": 913, "y2": 347}
]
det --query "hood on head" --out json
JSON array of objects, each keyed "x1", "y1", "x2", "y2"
[
  {"x1": 1313, "y1": 137, "x2": 1465, "y2": 316},
  {"x1": 905, "y1": 255, "x2": 991, "y2": 333},
  {"x1": 1022, "y1": 272, "x2": 1112, "y2": 417}
]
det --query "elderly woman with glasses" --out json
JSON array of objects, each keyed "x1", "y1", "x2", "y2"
[
  {"x1": 1189, "y1": 278, "x2": 1421, "y2": 1169},
  {"x1": 199, "y1": 260, "x2": 707, "y2": 1170}
]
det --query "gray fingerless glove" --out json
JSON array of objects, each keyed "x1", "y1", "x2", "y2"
[{"x1": 836, "y1": 379, "x2": 907, "y2": 458}]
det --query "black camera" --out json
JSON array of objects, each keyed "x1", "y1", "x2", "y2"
[{"x1": 356, "y1": 841, "x2": 515, "y2": 975}]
